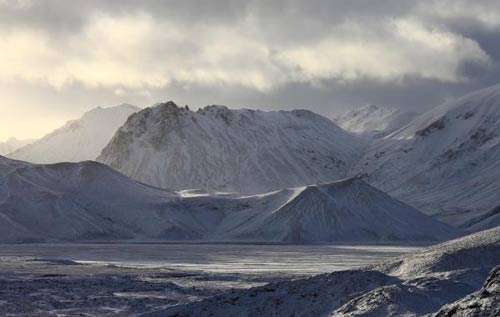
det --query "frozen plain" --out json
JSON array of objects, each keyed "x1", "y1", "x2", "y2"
[{"x1": 0, "y1": 243, "x2": 417, "y2": 316}]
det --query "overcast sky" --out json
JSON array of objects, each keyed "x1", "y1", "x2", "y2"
[{"x1": 1, "y1": 0, "x2": 500, "y2": 141}]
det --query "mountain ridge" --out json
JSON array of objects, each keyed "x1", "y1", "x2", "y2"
[
  {"x1": 351, "y1": 83, "x2": 500, "y2": 231},
  {"x1": 0, "y1": 155, "x2": 458, "y2": 243},
  {"x1": 98, "y1": 101, "x2": 367, "y2": 194},
  {"x1": 0, "y1": 137, "x2": 35, "y2": 155},
  {"x1": 8, "y1": 104, "x2": 140, "y2": 164}
]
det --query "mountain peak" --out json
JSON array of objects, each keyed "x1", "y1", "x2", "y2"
[
  {"x1": 157, "y1": 100, "x2": 180, "y2": 109},
  {"x1": 0, "y1": 137, "x2": 36, "y2": 156},
  {"x1": 200, "y1": 104, "x2": 229, "y2": 112},
  {"x1": 98, "y1": 105, "x2": 366, "y2": 194},
  {"x1": 7, "y1": 104, "x2": 139, "y2": 163}
]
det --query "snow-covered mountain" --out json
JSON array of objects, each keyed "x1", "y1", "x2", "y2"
[
  {"x1": 8, "y1": 104, "x2": 139, "y2": 164},
  {"x1": 98, "y1": 101, "x2": 367, "y2": 194},
  {"x1": 0, "y1": 137, "x2": 34, "y2": 155},
  {"x1": 142, "y1": 227, "x2": 500, "y2": 317},
  {"x1": 0, "y1": 156, "x2": 457, "y2": 243},
  {"x1": 352, "y1": 83, "x2": 500, "y2": 231},
  {"x1": 334, "y1": 104, "x2": 419, "y2": 138}
]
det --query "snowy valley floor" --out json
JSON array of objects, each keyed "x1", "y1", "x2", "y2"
[
  {"x1": 0, "y1": 230, "x2": 498, "y2": 317},
  {"x1": 0, "y1": 243, "x2": 416, "y2": 316}
]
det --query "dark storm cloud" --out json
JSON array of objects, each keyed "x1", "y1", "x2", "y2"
[{"x1": 1, "y1": 0, "x2": 500, "y2": 140}]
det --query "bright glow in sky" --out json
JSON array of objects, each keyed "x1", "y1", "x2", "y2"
[{"x1": 1, "y1": 0, "x2": 500, "y2": 141}]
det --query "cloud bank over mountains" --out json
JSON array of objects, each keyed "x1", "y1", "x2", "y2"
[{"x1": 1, "y1": 0, "x2": 500, "y2": 139}]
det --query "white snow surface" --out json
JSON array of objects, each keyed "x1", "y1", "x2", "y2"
[
  {"x1": 0, "y1": 137, "x2": 34, "y2": 155},
  {"x1": 8, "y1": 104, "x2": 139, "y2": 163},
  {"x1": 141, "y1": 226, "x2": 500, "y2": 317},
  {"x1": 351, "y1": 83, "x2": 500, "y2": 231},
  {"x1": 97, "y1": 102, "x2": 367, "y2": 194},
  {"x1": 334, "y1": 104, "x2": 419, "y2": 138},
  {"x1": 0, "y1": 156, "x2": 458, "y2": 243}
]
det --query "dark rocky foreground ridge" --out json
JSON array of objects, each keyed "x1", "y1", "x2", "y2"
[{"x1": 141, "y1": 226, "x2": 500, "y2": 316}]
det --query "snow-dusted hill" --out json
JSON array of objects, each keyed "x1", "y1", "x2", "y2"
[
  {"x1": 0, "y1": 137, "x2": 34, "y2": 155},
  {"x1": 218, "y1": 178, "x2": 460, "y2": 243},
  {"x1": 142, "y1": 227, "x2": 500, "y2": 317},
  {"x1": 8, "y1": 104, "x2": 139, "y2": 164},
  {"x1": 0, "y1": 156, "x2": 457, "y2": 243},
  {"x1": 0, "y1": 156, "x2": 202, "y2": 242},
  {"x1": 334, "y1": 104, "x2": 419, "y2": 138},
  {"x1": 352, "y1": 83, "x2": 500, "y2": 231},
  {"x1": 97, "y1": 102, "x2": 367, "y2": 194}
]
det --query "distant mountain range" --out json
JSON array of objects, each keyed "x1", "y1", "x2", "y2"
[
  {"x1": 3, "y1": 83, "x2": 500, "y2": 236},
  {"x1": 0, "y1": 137, "x2": 34, "y2": 155},
  {"x1": 8, "y1": 104, "x2": 139, "y2": 163}
]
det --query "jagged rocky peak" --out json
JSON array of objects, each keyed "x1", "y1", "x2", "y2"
[
  {"x1": 156, "y1": 100, "x2": 181, "y2": 110},
  {"x1": 199, "y1": 104, "x2": 230, "y2": 112},
  {"x1": 197, "y1": 105, "x2": 236, "y2": 124},
  {"x1": 98, "y1": 102, "x2": 367, "y2": 194},
  {"x1": 149, "y1": 101, "x2": 189, "y2": 117}
]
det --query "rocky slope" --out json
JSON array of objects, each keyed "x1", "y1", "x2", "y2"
[
  {"x1": 8, "y1": 104, "x2": 139, "y2": 163},
  {"x1": 434, "y1": 265, "x2": 500, "y2": 317},
  {"x1": 351, "y1": 83, "x2": 500, "y2": 231},
  {"x1": 98, "y1": 102, "x2": 366, "y2": 194}
]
